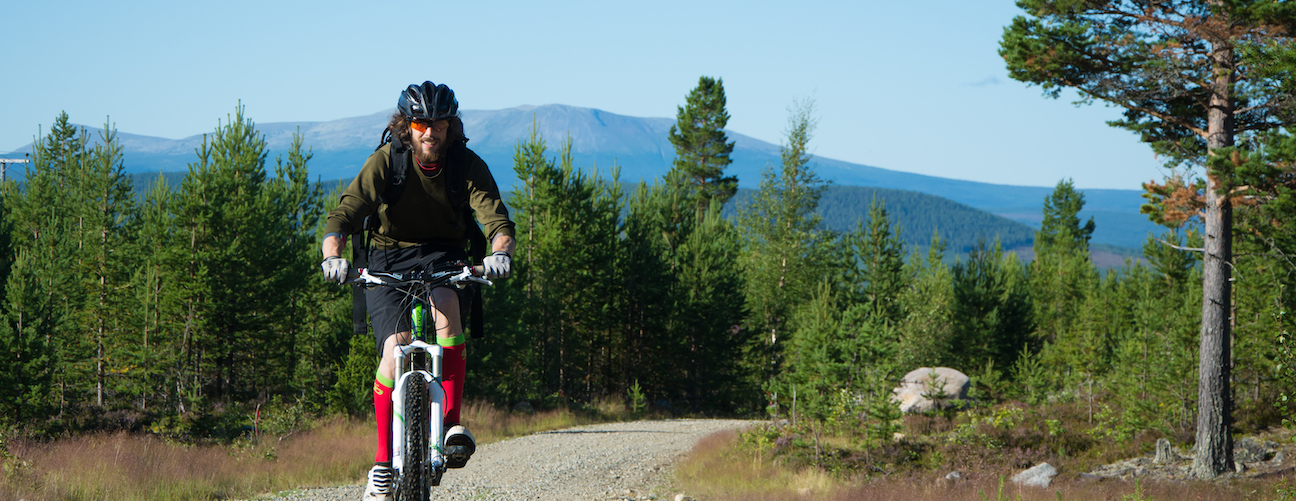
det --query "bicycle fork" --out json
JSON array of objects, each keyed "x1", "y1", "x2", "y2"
[{"x1": 391, "y1": 302, "x2": 448, "y2": 479}]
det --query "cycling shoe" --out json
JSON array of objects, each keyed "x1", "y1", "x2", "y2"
[{"x1": 444, "y1": 424, "x2": 476, "y2": 469}]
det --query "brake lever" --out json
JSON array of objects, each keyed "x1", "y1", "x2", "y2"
[
  {"x1": 346, "y1": 268, "x2": 387, "y2": 286},
  {"x1": 452, "y1": 266, "x2": 493, "y2": 287}
]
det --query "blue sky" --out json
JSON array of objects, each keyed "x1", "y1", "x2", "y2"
[{"x1": 1, "y1": 0, "x2": 1166, "y2": 190}]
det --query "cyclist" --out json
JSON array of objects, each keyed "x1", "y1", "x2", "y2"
[{"x1": 319, "y1": 81, "x2": 515, "y2": 501}]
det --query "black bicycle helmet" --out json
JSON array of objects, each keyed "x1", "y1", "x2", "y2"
[{"x1": 398, "y1": 81, "x2": 458, "y2": 121}]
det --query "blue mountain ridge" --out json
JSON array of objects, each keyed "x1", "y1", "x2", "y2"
[{"x1": 2, "y1": 104, "x2": 1161, "y2": 248}]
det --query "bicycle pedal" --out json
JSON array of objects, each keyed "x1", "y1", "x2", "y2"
[{"x1": 444, "y1": 445, "x2": 472, "y2": 469}]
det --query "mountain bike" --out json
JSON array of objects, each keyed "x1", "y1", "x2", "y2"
[{"x1": 347, "y1": 263, "x2": 491, "y2": 501}]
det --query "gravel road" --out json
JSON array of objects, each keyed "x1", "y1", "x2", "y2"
[{"x1": 257, "y1": 419, "x2": 752, "y2": 501}]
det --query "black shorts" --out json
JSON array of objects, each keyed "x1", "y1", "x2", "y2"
[{"x1": 366, "y1": 244, "x2": 473, "y2": 357}]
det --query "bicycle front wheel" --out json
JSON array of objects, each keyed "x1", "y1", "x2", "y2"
[{"x1": 397, "y1": 376, "x2": 429, "y2": 501}]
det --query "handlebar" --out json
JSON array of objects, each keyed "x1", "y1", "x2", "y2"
[{"x1": 345, "y1": 265, "x2": 492, "y2": 288}]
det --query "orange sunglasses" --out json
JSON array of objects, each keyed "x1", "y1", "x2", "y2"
[{"x1": 410, "y1": 119, "x2": 449, "y2": 133}]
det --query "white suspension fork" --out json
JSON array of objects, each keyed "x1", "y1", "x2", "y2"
[{"x1": 390, "y1": 342, "x2": 445, "y2": 473}]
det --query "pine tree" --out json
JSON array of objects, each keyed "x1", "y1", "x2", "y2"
[
  {"x1": 777, "y1": 280, "x2": 849, "y2": 423},
  {"x1": 895, "y1": 232, "x2": 956, "y2": 369},
  {"x1": 328, "y1": 328, "x2": 378, "y2": 417},
  {"x1": 4, "y1": 113, "x2": 92, "y2": 420},
  {"x1": 1, "y1": 246, "x2": 63, "y2": 423},
  {"x1": 612, "y1": 183, "x2": 677, "y2": 407},
  {"x1": 316, "y1": 181, "x2": 370, "y2": 415},
  {"x1": 1036, "y1": 179, "x2": 1094, "y2": 252},
  {"x1": 628, "y1": 77, "x2": 753, "y2": 411},
  {"x1": 776, "y1": 197, "x2": 910, "y2": 425},
  {"x1": 738, "y1": 98, "x2": 834, "y2": 388},
  {"x1": 121, "y1": 176, "x2": 180, "y2": 412},
  {"x1": 472, "y1": 125, "x2": 552, "y2": 404},
  {"x1": 1048, "y1": 272, "x2": 1119, "y2": 394},
  {"x1": 1001, "y1": 1, "x2": 1296, "y2": 476},
  {"x1": 71, "y1": 121, "x2": 136, "y2": 409},
  {"x1": 0, "y1": 176, "x2": 13, "y2": 422},
  {"x1": 1031, "y1": 180, "x2": 1101, "y2": 385},
  {"x1": 949, "y1": 239, "x2": 1033, "y2": 375},
  {"x1": 670, "y1": 203, "x2": 748, "y2": 411},
  {"x1": 1030, "y1": 180, "x2": 1098, "y2": 347},
  {"x1": 1143, "y1": 228, "x2": 1199, "y2": 287},
  {"x1": 842, "y1": 197, "x2": 907, "y2": 323},
  {"x1": 1276, "y1": 296, "x2": 1295, "y2": 427},
  {"x1": 667, "y1": 76, "x2": 738, "y2": 216}
]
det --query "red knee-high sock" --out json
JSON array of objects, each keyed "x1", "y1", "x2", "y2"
[
  {"x1": 440, "y1": 338, "x2": 466, "y2": 425},
  {"x1": 373, "y1": 372, "x2": 395, "y2": 463}
]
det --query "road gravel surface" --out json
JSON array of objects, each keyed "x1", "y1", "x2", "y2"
[{"x1": 255, "y1": 419, "x2": 752, "y2": 501}]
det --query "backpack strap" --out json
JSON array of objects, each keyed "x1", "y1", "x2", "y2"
[{"x1": 382, "y1": 132, "x2": 410, "y2": 206}]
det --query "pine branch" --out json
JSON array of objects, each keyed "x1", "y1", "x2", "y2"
[{"x1": 1157, "y1": 238, "x2": 1204, "y2": 253}]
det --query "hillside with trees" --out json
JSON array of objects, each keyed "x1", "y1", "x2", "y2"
[{"x1": 735, "y1": 184, "x2": 1037, "y2": 253}]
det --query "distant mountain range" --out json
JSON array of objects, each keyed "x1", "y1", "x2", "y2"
[{"x1": 2, "y1": 104, "x2": 1163, "y2": 249}]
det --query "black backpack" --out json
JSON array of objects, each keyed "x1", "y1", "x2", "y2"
[{"x1": 349, "y1": 129, "x2": 489, "y2": 341}]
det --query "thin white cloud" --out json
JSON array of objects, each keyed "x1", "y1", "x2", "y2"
[{"x1": 965, "y1": 77, "x2": 1003, "y2": 87}]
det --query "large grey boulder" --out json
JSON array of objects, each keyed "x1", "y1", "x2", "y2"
[
  {"x1": 1011, "y1": 462, "x2": 1058, "y2": 488},
  {"x1": 892, "y1": 367, "x2": 971, "y2": 414}
]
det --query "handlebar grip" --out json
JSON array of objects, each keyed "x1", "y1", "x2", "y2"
[{"x1": 472, "y1": 265, "x2": 485, "y2": 277}]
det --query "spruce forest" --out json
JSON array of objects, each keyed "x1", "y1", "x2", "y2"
[{"x1": 2, "y1": 4, "x2": 1296, "y2": 492}]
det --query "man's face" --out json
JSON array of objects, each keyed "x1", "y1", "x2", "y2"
[{"x1": 409, "y1": 118, "x2": 449, "y2": 163}]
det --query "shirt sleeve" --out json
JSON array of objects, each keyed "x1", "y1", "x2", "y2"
[{"x1": 464, "y1": 150, "x2": 516, "y2": 243}]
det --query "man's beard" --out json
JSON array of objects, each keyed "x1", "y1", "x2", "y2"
[{"x1": 413, "y1": 140, "x2": 447, "y2": 165}]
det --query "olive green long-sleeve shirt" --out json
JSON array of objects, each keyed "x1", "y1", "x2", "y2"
[{"x1": 324, "y1": 143, "x2": 515, "y2": 250}]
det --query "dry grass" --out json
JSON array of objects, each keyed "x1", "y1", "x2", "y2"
[
  {"x1": 674, "y1": 428, "x2": 1296, "y2": 501},
  {"x1": 2, "y1": 416, "x2": 373, "y2": 501},
  {"x1": 1, "y1": 399, "x2": 622, "y2": 501},
  {"x1": 675, "y1": 430, "x2": 845, "y2": 500}
]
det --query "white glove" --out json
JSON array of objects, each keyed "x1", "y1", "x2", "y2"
[
  {"x1": 321, "y1": 256, "x2": 349, "y2": 283},
  {"x1": 483, "y1": 251, "x2": 511, "y2": 278}
]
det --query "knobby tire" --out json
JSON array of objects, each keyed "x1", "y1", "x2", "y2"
[{"x1": 398, "y1": 376, "x2": 430, "y2": 501}]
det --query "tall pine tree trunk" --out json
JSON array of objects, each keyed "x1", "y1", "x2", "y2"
[{"x1": 1194, "y1": 43, "x2": 1236, "y2": 479}]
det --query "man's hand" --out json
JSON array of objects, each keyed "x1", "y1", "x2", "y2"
[
  {"x1": 321, "y1": 256, "x2": 349, "y2": 283},
  {"x1": 483, "y1": 251, "x2": 511, "y2": 279}
]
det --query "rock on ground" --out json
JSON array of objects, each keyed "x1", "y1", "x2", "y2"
[
  {"x1": 1086, "y1": 429, "x2": 1296, "y2": 483},
  {"x1": 892, "y1": 367, "x2": 971, "y2": 414},
  {"x1": 1011, "y1": 462, "x2": 1058, "y2": 488}
]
